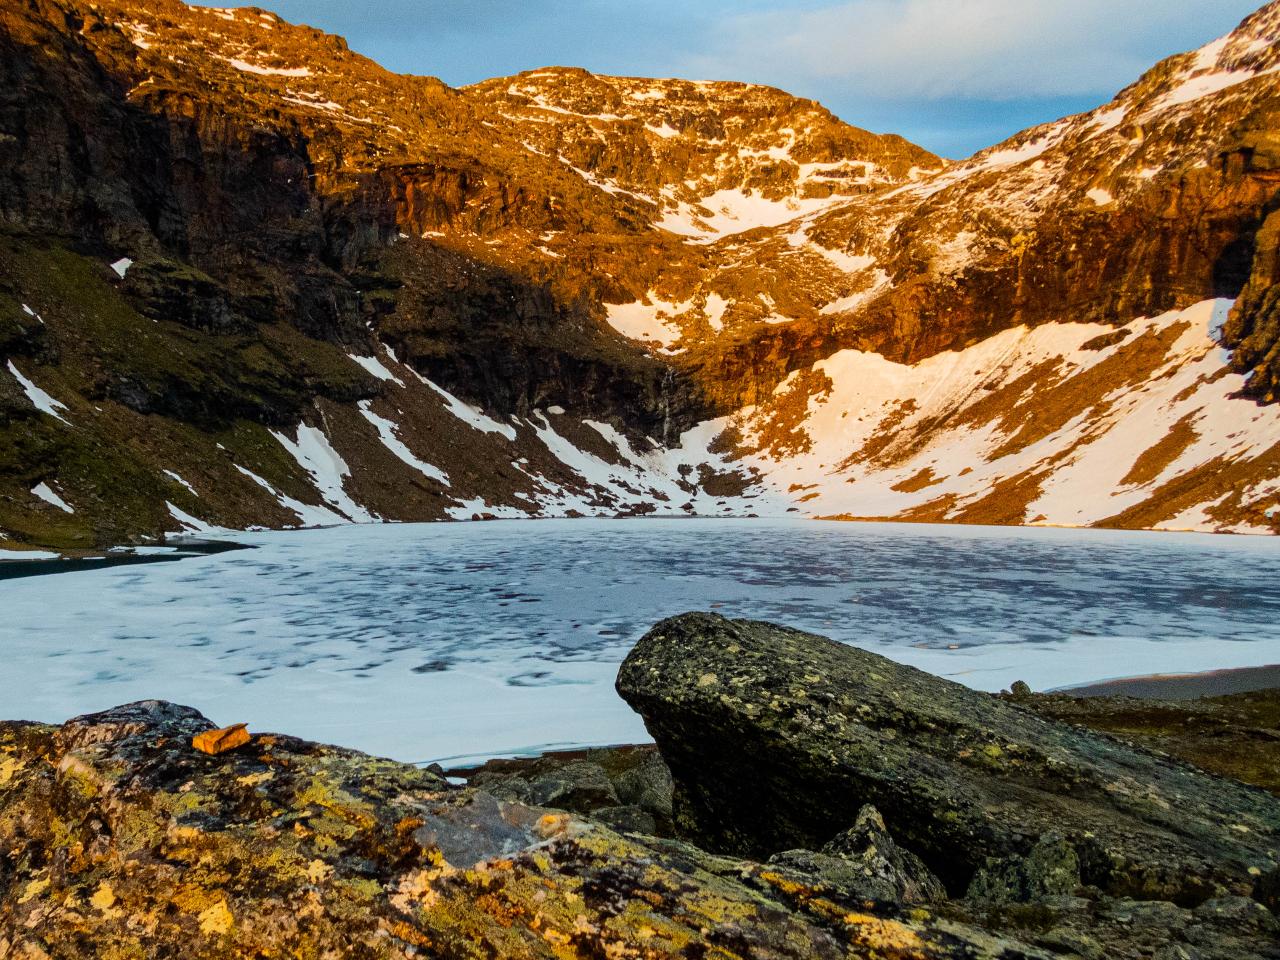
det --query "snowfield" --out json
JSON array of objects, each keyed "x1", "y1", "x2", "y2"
[{"x1": 735, "y1": 300, "x2": 1280, "y2": 533}]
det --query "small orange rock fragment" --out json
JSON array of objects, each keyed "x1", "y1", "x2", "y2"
[
  {"x1": 535, "y1": 813, "x2": 570, "y2": 839},
  {"x1": 192, "y1": 723, "x2": 251, "y2": 755}
]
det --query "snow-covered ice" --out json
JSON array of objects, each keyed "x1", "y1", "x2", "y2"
[{"x1": 1, "y1": 519, "x2": 1277, "y2": 767}]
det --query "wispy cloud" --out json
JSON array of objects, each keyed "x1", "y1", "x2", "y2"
[{"x1": 682, "y1": 0, "x2": 1259, "y2": 100}]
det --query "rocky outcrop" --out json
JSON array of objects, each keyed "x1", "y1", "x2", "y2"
[
  {"x1": 1008, "y1": 683, "x2": 1280, "y2": 796},
  {"x1": 463, "y1": 745, "x2": 676, "y2": 837},
  {"x1": 769, "y1": 805, "x2": 948, "y2": 906},
  {"x1": 1225, "y1": 203, "x2": 1280, "y2": 401},
  {"x1": 0, "y1": 701, "x2": 1052, "y2": 959},
  {"x1": 616, "y1": 613, "x2": 1280, "y2": 905}
]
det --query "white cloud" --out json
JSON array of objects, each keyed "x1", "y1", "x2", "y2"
[{"x1": 685, "y1": 0, "x2": 1262, "y2": 100}]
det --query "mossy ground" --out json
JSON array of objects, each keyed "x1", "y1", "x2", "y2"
[
  {"x1": 1020, "y1": 688, "x2": 1280, "y2": 796},
  {"x1": 0, "y1": 229, "x2": 381, "y2": 549}
]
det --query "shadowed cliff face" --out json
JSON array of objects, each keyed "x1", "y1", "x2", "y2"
[
  {"x1": 1225, "y1": 197, "x2": 1280, "y2": 401},
  {"x1": 4, "y1": 0, "x2": 1280, "y2": 547}
]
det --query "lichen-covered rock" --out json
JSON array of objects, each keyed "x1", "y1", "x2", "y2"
[
  {"x1": 966, "y1": 836, "x2": 1082, "y2": 904},
  {"x1": 1192, "y1": 894, "x2": 1280, "y2": 934},
  {"x1": 616, "y1": 613, "x2": 1280, "y2": 904},
  {"x1": 771, "y1": 805, "x2": 947, "y2": 906},
  {"x1": 948, "y1": 891, "x2": 1279, "y2": 960},
  {"x1": 590, "y1": 803, "x2": 658, "y2": 835},
  {"x1": 0, "y1": 701, "x2": 1047, "y2": 959},
  {"x1": 462, "y1": 744, "x2": 676, "y2": 834},
  {"x1": 521, "y1": 759, "x2": 620, "y2": 811},
  {"x1": 613, "y1": 748, "x2": 676, "y2": 820},
  {"x1": 470, "y1": 759, "x2": 621, "y2": 813}
]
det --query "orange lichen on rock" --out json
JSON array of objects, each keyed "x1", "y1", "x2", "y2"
[{"x1": 192, "y1": 723, "x2": 251, "y2": 756}]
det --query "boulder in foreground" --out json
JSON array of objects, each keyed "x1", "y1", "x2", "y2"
[{"x1": 616, "y1": 613, "x2": 1280, "y2": 903}]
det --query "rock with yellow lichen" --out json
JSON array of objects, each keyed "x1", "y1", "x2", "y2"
[
  {"x1": 0, "y1": 700, "x2": 1046, "y2": 959},
  {"x1": 616, "y1": 614, "x2": 1280, "y2": 908}
]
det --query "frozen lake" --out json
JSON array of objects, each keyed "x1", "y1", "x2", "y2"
[{"x1": 3, "y1": 518, "x2": 1280, "y2": 766}]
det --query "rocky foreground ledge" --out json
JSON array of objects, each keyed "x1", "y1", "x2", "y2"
[{"x1": 2, "y1": 615, "x2": 1279, "y2": 959}]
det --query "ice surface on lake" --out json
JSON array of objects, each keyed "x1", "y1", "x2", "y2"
[{"x1": 2, "y1": 519, "x2": 1279, "y2": 767}]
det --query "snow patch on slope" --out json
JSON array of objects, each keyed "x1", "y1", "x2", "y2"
[
  {"x1": 234, "y1": 464, "x2": 350, "y2": 528},
  {"x1": 271, "y1": 424, "x2": 376, "y2": 523},
  {"x1": 221, "y1": 57, "x2": 312, "y2": 77},
  {"x1": 406, "y1": 370, "x2": 518, "y2": 440},
  {"x1": 359, "y1": 401, "x2": 451, "y2": 486},
  {"x1": 520, "y1": 414, "x2": 780, "y2": 519},
  {"x1": 166, "y1": 501, "x2": 225, "y2": 534},
  {"x1": 7, "y1": 362, "x2": 70, "y2": 423},
  {"x1": 32, "y1": 482, "x2": 73, "y2": 513},
  {"x1": 164, "y1": 470, "x2": 198, "y2": 496},
  {"x1": 349, "y1": 353, "x2": 405, "y2": 387},
  {"x1": 658, "y1": 189, "x2": 846, "y2": 242},
  {"x1": 605, "y1": 296, "x2": 685, "y2": 350}
]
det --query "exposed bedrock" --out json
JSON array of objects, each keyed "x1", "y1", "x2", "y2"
[
  {"x1": 1226, "y1": 201, "x2": 1280, "y2": 401},
  {"x1": 0, "y1": 701, "x2": 1049, "y2": 959},
  {"x1": 616, "y1": 613, "x2": 1280, "y2": 904}
]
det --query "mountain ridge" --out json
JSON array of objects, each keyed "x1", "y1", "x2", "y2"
[{"x1": 3, "y1": 0, "x2": 1280, "y2": 550}]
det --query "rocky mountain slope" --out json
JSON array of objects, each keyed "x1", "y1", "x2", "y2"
[{"x1": 3, "y1": 0, "x2": 1280, "y2": 550}]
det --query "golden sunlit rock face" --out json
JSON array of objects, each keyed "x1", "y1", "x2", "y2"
[{"x1": 5, "y1": 0, "x2": 1280, "y2": 550}]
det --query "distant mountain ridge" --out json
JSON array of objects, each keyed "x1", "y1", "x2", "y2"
[{"x1": 2, "y1": 0, "x2": 1280, "y2": 549}]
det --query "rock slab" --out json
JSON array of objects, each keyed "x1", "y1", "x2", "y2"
[{"x1": 616, "y1": 613, "x2": 1280, "y2": 902}]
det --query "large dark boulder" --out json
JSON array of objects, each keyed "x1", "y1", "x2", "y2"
[{"x1": 616, "y1": 613, "x2": 1280, "y2": 904}]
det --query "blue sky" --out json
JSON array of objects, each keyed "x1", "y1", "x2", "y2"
[{"x1": 221, "y1": 0, "x2": 1265, "y2": 157}]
